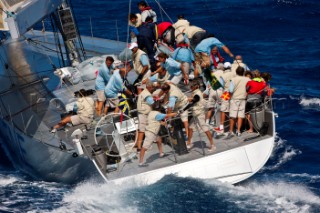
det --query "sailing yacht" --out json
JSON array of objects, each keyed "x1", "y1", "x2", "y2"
[{"x1": 0, "y1": 0, "x2": 276, "y2": 185}]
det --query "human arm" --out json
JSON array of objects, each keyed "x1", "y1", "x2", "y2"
[
  {"x1": 145, "y1": 96, "x2": 155, "y2": 105},
  {"x1": 222, "y1": 46, "x2": 234, "y2": 58},
  {"x1": 229, "y1": 81, "x2": 234, "y2": 93},
  {"x1": 167, "y1": 96, "x2": 177, "y2": 113}
]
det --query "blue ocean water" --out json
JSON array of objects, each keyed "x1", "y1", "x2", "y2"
[{"x1": 1, "y1": 0, "x2": 320, "y2": 212}]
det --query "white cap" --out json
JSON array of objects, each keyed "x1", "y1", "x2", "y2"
[
  {"x1": 128, "y1": 42, "x2": 138, "y2": 50},
  {"x1": 224, "y1": 62, "x2": 231, "y2": 68}
]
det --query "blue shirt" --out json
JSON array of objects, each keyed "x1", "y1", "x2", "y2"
[
  {"x1": 229, "y1": 81, "x2": 235, "y2": 93},
  {"x1": 145, "y1": 96, "x2": 154, "y2": 105},
  {"x1": 194, "y1": 37, "x2": 224, "y2": 55},
  {"x1": 155, "y1": 113, "x2": 166, "y2": 121},
  {"x1": 161, "y1": 58, "x2": 181, "y2": 76},
  {"x1": 172, "y1": 47, "x2": 194, "y2": 63},
  {"x1": 95, "y1": 63, "x2": 112, "y2": 90},
  {"x1": 168, "y1": 97, "x2": 177, "y2": 108},
  {"x1": 140, "y1": 54, "x2": 150, "y2": 66},
  {"x1": 104, "y1": 70, "x2": 125, "y2": 98}
]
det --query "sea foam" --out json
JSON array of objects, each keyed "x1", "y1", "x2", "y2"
[
  {"x1": 48, "y1": 179, "x2": 139, "y2": 213},
  {"x1": 300, "y1": 97, "x2": 320, "y2": 108},
  {"x1": 206, "y1": 179, "x2": 320, "y2": 213}
]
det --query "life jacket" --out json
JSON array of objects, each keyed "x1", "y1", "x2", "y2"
[
  {"x1": 211, "y1": 51, "x2": 225, "y2": 68},
  {"x1": 247, "y1": 78, "x2": 267, "y2": 95}
]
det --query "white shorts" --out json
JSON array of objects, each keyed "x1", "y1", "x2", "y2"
[
  {"x1": 178, "y1": 109, "x2": 189, "y2": 122},
  {"x1": 96, "y1": 90, "x2": 106, "y2": 102},
  {"x1": 105, "y1": 98, "x2": 119, "y2": 108},
  {"x1": 229, "y1": 99, "x2": 246, "y2": 118},
  {"x1": 220, "y1": 99, "x2": 230, "y2": 112},
  {"x1": 71, "y1": 115, "x2": 92, "y2": 125},
  {"x1": 190, "y1": 113, "x2": 210, "y2": 132},
  {"x1": 207, "y1": 88, "x2": 222, "y2": 109},
  {"x1": 143, "y1": 131, "x2": 160, "y2": 149},
  {"x1": 138, "y1": 113, "x2": 148, "y2": 132}
]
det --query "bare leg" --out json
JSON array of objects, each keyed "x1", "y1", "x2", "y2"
[
  {"x1": 229, "y1": 117, "x2": 235, "y2": 133},
  {"x1": 246, "y1": 114, "x2": 254, "y2": 132},
  {"x1": 96, "y1": 101, "x2": 104, "y2": 116},
  {"x1": 206, "y1": 109, "x2": 213, "y2": 123},
  {"x1": 53, "y1": 116, "x2": 72, "y2": 129},
  {"x1": 139, "y1": 147, "x2": 146, "y2": 164},
  {"x1": 183, "y1": 121, "x2": 189, "y2": 140},
  {"x1": 156, "y1": 137, "x2": 163, "y2": 156},
  {"x1": 136, "y1": 131, "x2": 144, "y2": 149},
  {"x1": 237, "y1": 118, "x2": 243, "y2": 133},
  {"x1": 205, "y1": 131, "x2": 214, "y2": 147},
  {"x1": 187, "y1": 128, "x2": 193, "y2": 145},
  {"x1": 104, "y1": 106, "x2": 109, "y2": 115}
]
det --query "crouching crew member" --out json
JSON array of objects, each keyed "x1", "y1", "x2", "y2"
[
  {"x1": 139, "y1": 101, "x2": 177, "y2": 166},
  {"x1": 160, "y1": 83, "x2": 190, "y2": 139}
]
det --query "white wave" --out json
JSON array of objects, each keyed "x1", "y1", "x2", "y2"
[
  {"x1": 0, "y1": 175, "x2": 18, "y2": 186},
  {"x1": 284, "y1": 173, "x2": 320, "y2": 183},
  {"x1": 300, "y1": 97, "x2": 320, "y2": 107},
  {"x1": 48, "y1": 179, "x2": 139, "y2": 213},
  {"x1": 263, "y1": 135, "x2": 301, "y2": 171},
  {"x1": 206, "y1": 179, "x2": 320, "y2": 212}
]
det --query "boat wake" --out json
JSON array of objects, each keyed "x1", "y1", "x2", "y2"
[
  {"x1": 49, "y1": 179, "x2": 139, "y2": 213},
  {"x1": 261, "y1": 134, "x2": 301, "y2": 172},
  {"x1": 300, "y1": 97, "x2": 320, "y2": 109},
  {"x1": 206, "y1": 179, "x2": 320, "y2": 213}
]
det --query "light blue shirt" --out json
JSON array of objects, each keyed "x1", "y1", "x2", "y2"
[
  {"x1": 219, "y1": 77, "x2": 225, "y2": 88},
  {"x1": 140, "y1": 54, "x2": 150, "y2": 66},
  {"x1": 194, "y1": 37, "x2": 224, "y2": 55},
  {"x1": 172, "y1": 47, "x2": 194, "y2": 63},
  {"x1": 145, "y1": 96, "x2": 154, "y2": 105},
  {"x1": 104, "y1": 70, "x2": 125, "y2": 98},
  {"x1": 168, "y1": 97, "x2": 177, "y2": 108},
  {"x1": 95, "y1": 62, "x2": 112, "y2": 90},
  {"x1": 150, "y1": 73, "x2": 158, "y2": 82},
  {"x1": 229, "y1": 81, "x2": 235, "y2": 93},
  {"x1": 161, "y1": 58, "x2": 181, "y2": 76},
  {"x1": 155, "y1": 113, "x2": 166, "y2": 121}
]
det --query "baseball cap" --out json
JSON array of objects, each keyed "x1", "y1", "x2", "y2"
[
  {"x1": 128, "y1": 42, "x2": 138, "y2": 50},
  {"x1": 224, "y1": 62, "x2": 231, "y2": 69}
]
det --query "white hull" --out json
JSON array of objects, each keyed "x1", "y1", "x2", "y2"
[{"x1": 106, "y1": 136, "x2": 274, "y2": 185}]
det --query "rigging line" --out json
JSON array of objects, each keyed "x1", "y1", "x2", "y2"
[
  {"x1": 89, "y1": 16, "x2": 94, "y2": 48},
  {"x1": 156, "y1": 0, "x2": 164, "y2": 22},
  {"x1": 67, "y1": 0, "x2": 87, "y2": 60},
  {"x1": 24, "y1": 35, "x2": 56, "y2": 69},
  {"x1": 153, "y1": 0, "x2": 174, "y2": 23},
  {"x1": 124, "y1": 0, "x2": 132, "y2": 72},
  {"x1": 50, "y1": 14, "x2": 64, "y2": 68}
]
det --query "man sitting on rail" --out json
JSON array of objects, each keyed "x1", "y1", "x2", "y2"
[{"x1": 51, "y1": 89, "x2": 94, "y2": 133}]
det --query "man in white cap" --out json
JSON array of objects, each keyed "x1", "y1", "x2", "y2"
[
  {"x1": 231, "y1": 55, "x2": 250, "y2": 75},
  {"x1": 129, "y1": 42, "x2": 151, "y2": 92}
]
